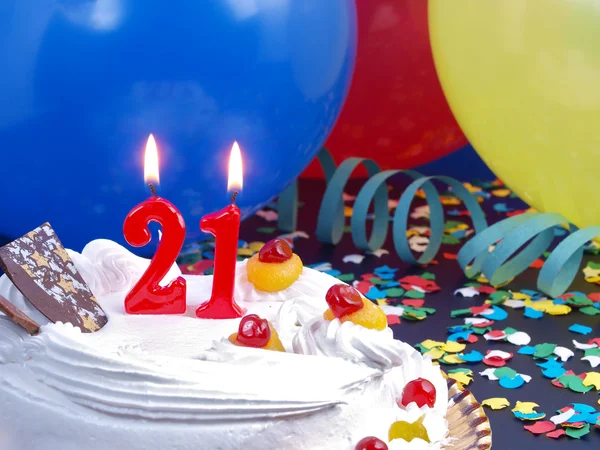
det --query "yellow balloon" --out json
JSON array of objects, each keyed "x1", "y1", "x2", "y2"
[{"x1": 429, "y1": 0, "x2": 600, "y2": 229}]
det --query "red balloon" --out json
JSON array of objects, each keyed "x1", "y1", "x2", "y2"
[{"x1": 302, "y1": 0, "x2": 466, "y2": 177}]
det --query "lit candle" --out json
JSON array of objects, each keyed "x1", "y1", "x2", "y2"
[
  {"x1": 195, "y1": 142, "x2": 244, "y2": 319},
  {"x1": 123, "y1": 134, "x2": 187, "y2": 314}
]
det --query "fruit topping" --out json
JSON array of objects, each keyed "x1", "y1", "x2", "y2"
[
  {"x1": 388, "y1": 415, "x2": 430, "y2": 443},
  {"x1": 400, "y1": 378, "x2": 437, "y2": 408},
  {"x1": 258, "y1": 238, "x2": 293, "y2": 263},
  {"x1": 246, "y1": 249, "x2": 303, "y2": 292},
  {"x1": 323, "y1": 284, "x2": 388, "y2": 330},
  {"x1": 237, "y1": 314, "x2": 270, "y2": 347},
  {"x1": 355, "y1": 436, "x2": 389, "y2": 450},
  {"x1": 228, "y1": 314, "x2": 285, "y2": 352},
  {"x1": 325, "y1": 284, "x2": 364, "y2": 317}
]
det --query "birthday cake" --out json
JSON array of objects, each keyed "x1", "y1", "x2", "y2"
[{"x1": 0, "y1": 234, "x2": 448, "y2": 450}]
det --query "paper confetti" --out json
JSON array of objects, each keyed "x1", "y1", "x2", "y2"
[
  {"x1": 582, "y1": 355, "x2": 600, "y2": 368},
  {"x1": 553, "y1": 346, "x2": 574, "y2": 362},
  {"x1": 524, "y1": 421, "x2": 556, "y2": 435},
  {"x1": 569, "y1": 324, "x2": 593, "y2": 335},
  {"x1": 255, "y1": 209, "x2": 278, "y2": 222},
  {"x1": 480, "y1": 306, "x2": 508, "y2": 321},
  {"x1": 442, "y1": 341, "x2": 466, "y2": 353},
  {"x1": 550, "y1": 409, "x2": 576, "y2": 425},
  {"x1": 556, "y1": 374, "x2": 593, "y2": 393},
  {"x1": 512, "y1": 401, "x2": 541, "y2": 415},
  {"x1": 546, "y1": 429, "x2": 567, "y2": 439},
  {"x1": 342, "y1": 254, "x2": 365, "y2": 264},
  {"x1": 499, "y1": 375, "x2": 525, "y2": 389},
  {"x1": 447, "y1": 368, "x2": 473, "y2": 386},
  {"x1": 506, "y1": 331, "x2": 531, "y2": 346},
  {"x1": 565, "y1": 424, "x2": 590, "y2": 439},
  {"x1": 533, "y1": 343, "x2": 557, "y2": 359},
  {"x1": 582, "y1": 372, "x2": 600, "y2": 389},
  {"x1": 368, "y1": 248, "x2": 389, "y2": 258},
  {"x1": 481, "y1": 398, "x2": 510, "y2": 410},
  {"x1": 459, "y1": 350, "x2": 484, "y2": 363},
  {"x1": 479, "y1": 368, "x2": 499, "y2": 381},
  {"x1": 573, "y1": 339, "x2": 597, "y2": 350},
  {"x1": 454, "y1": 287, "x2": 480, "y2": 297},
  {"x1": 524, "y1": 307, "x2": 543, "y2": 319}
]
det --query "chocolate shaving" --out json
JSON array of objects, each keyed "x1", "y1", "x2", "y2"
[
  {"x1": 0, "y1": 223, "x2": 107, "y2": 333},
  {"x1": 0, "y1": 294, "x2": 40, "y2": 335}
]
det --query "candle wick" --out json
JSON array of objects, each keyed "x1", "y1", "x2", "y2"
[
  {"x1": 231, "y1": 190, "x2": 239, "y2": 204},
  {"x1": 148, "y1": 183, "x2": 157, "y2": 197}
]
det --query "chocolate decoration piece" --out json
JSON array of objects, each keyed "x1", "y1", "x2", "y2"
[
  {"x1": 0, "y1": 295, "x2": 40, "y2": 335},
  {"x1": 0, "y1": 223, "x2": 107, "y2": 333}
]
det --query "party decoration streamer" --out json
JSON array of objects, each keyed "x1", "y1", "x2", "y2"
[{"x1": 278, "y1": 149, "x2": 600, "y2": 298}]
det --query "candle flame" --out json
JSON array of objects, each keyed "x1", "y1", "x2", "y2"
[
  {"x1": 144, "y1": 134, "x2": 160, "y2": 186},
  {"x1": 227, "y1": 141, "x2": 243, "y2": 192}
]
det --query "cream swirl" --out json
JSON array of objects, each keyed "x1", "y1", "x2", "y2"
[
  {"x1": 13, "y1": 321, "x2": 383, "y2": 422},
  {"x1": 0, "y1": 316, "x2": 28, "y2": 364},
  {"x1": 293, "y1": 318, "x2": 408, "y2": 371},
  {"x1": 385, "y1": 349, "x2": 448, "y2": 414},
  {"x1": 234, "y1": 260, "x2": 339, "y2": 303},
  {"x1": 72, "y1": 239, "x2": 182, "y2": 296},
  {"x1": 273, "y1": 296, "x2": 328, "y2": 351}
]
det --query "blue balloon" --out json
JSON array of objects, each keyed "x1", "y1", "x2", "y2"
[{"x1": 0, "y1": 0, "x2": 356, "y2": 251}]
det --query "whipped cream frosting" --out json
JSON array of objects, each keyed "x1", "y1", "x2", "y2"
[
  {"x1": 293, "y1": 317, "x2": 406, "y2": 371},
  {"x1": 273, "y1": 296, "x2": 329, "y2": 351},
  {"x1": 0, "y1": 239, "x2": 448, "y2": 450},
  {"x1": 293, "y1": 316, "x2": 449, "y2": 449}
]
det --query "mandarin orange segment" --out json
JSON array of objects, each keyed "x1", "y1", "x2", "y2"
[
  {"x1": 228, "y1": 326, "x2": 285, "y2": 352},
  {"x1": 323, "y1": 308, "x2": 335, "y2": 321},
  {"x1": 246, "y1": 253, "x2": 303, "y2": 292},
  {"x1": 228, "y1": 332, "x2": 241, "y2": 345},
  {"x1": 388, "y1": 415, "x2": 430, "y2": 443},
  {"x1": 263, "y1": 327, "x2": 285, "y2": 351},
  {"x1": 323, "y1": 298, "x2": 387, "y2": 330}
]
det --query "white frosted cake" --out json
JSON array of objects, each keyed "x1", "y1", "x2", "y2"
[{"x1": 0, "y1": 239, "x2": 448, "y2": 450}]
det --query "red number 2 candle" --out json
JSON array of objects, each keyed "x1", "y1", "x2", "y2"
[
  {"x1": 123, "y1": 135, "x2": 187, "y2": 315},
  {"x1": 196, "y1": 142, "x2": 244, "y2": 319}
]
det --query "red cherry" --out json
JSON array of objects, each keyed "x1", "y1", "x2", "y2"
[
  {"x1": 355, "y1": 436, "x2": 388, "y2": 450},
  {"x1": 237, "y1": 314, "x2": 271, "y2": 348},
  {"x1": 325, "y1": 284, "x2": 364, "y2": 318},
  {"x1": 258, "y1": 238, "x2": 293, "y2": 263},
  {"x1": 400, "y1": 378, "x2": 437, "y2": 408}
]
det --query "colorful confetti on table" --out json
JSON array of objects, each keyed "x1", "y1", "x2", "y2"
[{"x1": 178, "y1": 177, "x2": 600, "y2": 448}]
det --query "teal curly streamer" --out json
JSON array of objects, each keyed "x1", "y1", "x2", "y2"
[{"x1": 277, "y1": 148, "x2": 600, "y2": 297}]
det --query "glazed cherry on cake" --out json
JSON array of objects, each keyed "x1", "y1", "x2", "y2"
[
  {"x1": 354, "y1": 436, "x2": 389, "y2": 450},
  {"x1": 246, "y1": 238, "x2": 303, "y2": 292},
  {"x1": 323, "y1": 284, "x2": 388, "y2": 331},
  {"x1": 237, "y1": 314, "x2": 270, "y2": 347},
  {"x1": 326, "y1": 284, "x2": 363, "y2": 317},
  {"x1": 400, "y1": 378, "x2": 437, "y2": 408},
  {"x1": 228, "y1": 314, "x2": 285, "y2": 351},
  {"x1": 258, "y1": 238, "x2": 293, "y2": 263}
]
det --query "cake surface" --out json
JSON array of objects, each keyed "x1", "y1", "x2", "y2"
[{"x1": 0, "y1": 239, "x2": 448, "y2": 450}]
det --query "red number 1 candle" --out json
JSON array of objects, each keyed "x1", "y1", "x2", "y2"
[
  {"x1": 196, "y1": 142, "x2": 244, "y2": 319},
  {"x1": 123, "y1": 135, "x2": 187, "y2": 315}
]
